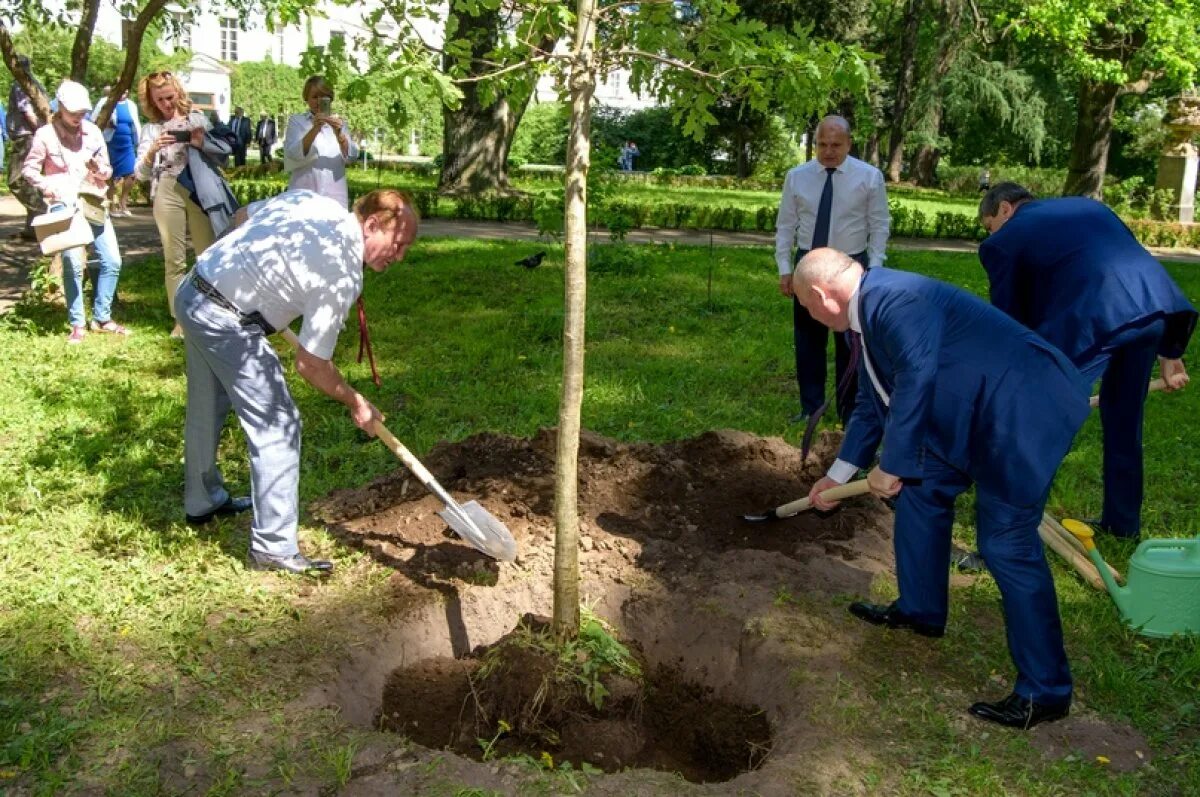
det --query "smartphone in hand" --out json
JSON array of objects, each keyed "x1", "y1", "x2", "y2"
[
  {"x1": 318, "y1": 96, "x2": 332, "y2": 116},
  {"x1": 170, "y1": 129, "x2": 192, "y2": 143}
]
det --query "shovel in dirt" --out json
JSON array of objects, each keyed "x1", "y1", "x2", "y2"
[
  {"x1": 279, "y1": 330, "x2": 517, "y2": 562},
  {"x1": 743, "y1": 479, "x2": 871, "y2": 522}
]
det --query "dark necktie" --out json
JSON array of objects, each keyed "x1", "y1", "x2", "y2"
[{"x1": 810, "y1": 167, "x2": 836, "y2": 250}]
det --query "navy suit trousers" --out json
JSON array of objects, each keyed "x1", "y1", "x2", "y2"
[
  {"x1": 893, "y1": 453, "x2": 1072, "y2": 706},
  {"x1": 792, "y1": 250, "x2": 866, "y2": 420},
  {"x1": 1078, "y1": 316, "x2": 1166, "y2": 537}
]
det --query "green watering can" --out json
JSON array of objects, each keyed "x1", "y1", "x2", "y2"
[{"x1": 1064, "y1": 519, "x2": 1200, "y2": 638}]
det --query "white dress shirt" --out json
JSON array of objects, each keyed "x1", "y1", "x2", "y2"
[
  {"x1": 775, "y1": 155, "x2": 890, "y2": 275},
  {"x1": 283, "y1": 112, "x2": 359, "y2": 209},
  {"x1": 200, "y1": 190, "x2": 364, "y2": 360},
  {"x1": 827, "y1": 282, "x2": 891, "y2": 484}
]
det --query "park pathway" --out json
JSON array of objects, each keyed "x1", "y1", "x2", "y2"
[{"x1": 3, "y1": 193, "x2": 1197, "y2": 316}]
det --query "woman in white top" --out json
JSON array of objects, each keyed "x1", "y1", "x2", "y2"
[
  {"x1": 134, "y1": 70, "x2": 215, "y2": 338},
  {"x1": 283, "y1": 75, "x2": 358, "y2": 208}
]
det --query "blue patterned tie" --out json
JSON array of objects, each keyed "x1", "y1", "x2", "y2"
[{"x1": 810, "y1": 167, "x2": 836, "y2": 249}]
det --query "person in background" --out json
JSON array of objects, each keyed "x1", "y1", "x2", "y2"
[
  {"x1": 283, "y1": 76, "x2": 358, "y2": 208},
  {"x1": 22, "y1": 81, "x2": 126, "y2": 342},
  {"x1": 7, "y1": 55, "x2": 48, "y2": 240},
  {"x1": 0, "y1": 100, "x2": 8, "y2": 174},
  {"x1": 228, "y1": 106, "x2": 252, "y2": 167},
  {"x1": 619, "y1": 140, "x2": 639, "y2": 172},
  {"x1": 977, "y1": 184, "x2": 1196, "y2": 541},
  {"x1": 255, "y1": 112, "x2": 276, "y2": 164},
  {"x1": 96, "y1": 88, "x2": 141, "y2": 217},
  {"x1": 135, "y1": 71, "x2": 215, "y2": 339},
  {"x1": 979, "y1": 167, "x2": 991, "y2": 193},
  {"x1": 774, "y1": 114, "x2": 890, "y2": 425}
]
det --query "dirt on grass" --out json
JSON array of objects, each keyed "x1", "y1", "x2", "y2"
[{"x1": 306, "y1": 427, "x2": 1151, "y2": 795}]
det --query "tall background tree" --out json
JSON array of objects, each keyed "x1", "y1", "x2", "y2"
[{"x1": 1004, "y1": 0, "x2": 1200, "y2": 197}]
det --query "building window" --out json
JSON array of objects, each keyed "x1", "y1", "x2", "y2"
[
  {"x1": 220, "y1": 18, "x2": 239, "y2": 61},
  {"x1": 171, "y1": 12, "x2": 192, "y2": 49}
]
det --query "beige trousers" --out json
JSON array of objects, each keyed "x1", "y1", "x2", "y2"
[{"x1": 154, "y1": 173, "x2": 216, "y2": 318}]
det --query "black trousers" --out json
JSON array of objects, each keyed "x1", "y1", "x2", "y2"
[
  {"x1": 792, "y1": 249, "x2": 867, "y2": 421},
  {"x1": 233, "y1": 145, "x2": 248, "y2": 167}
]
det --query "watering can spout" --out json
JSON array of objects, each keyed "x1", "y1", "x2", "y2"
[{"x1": 1061, "y1": 519, "x2": 1131, "y2": 612}]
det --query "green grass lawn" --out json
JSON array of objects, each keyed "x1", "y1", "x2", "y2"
[{"x1": 1, "y1": 241, "x2": 1198, "y2": 794}]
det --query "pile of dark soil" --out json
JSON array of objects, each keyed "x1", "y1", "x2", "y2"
[
  {"x1": 377, "y1": 614, "x2": 771, "y2": 783},
  {"x1": 311, "y1": 427, "x2": 894, "y2": 594}
]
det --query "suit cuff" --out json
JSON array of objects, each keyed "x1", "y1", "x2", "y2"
[{"x1": 827, "y1": 459, "x2": 859, "y2": 484}]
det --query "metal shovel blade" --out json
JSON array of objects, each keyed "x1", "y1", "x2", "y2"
[{"x1": 438, "y1": 500, "x2": 518, "y2": 562}]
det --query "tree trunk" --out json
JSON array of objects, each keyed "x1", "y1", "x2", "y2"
[
  {"x1": 0, "y1": 25, "x2": 51, "y2": 122},
  {"x1": 438, "y1": 4, "x2": 545, "y2": 194},
  {"x1": 910, "y1": 103, "x2": 942, "y2": 186},
  {"x1": 884, "y1": 0, "x2": 923, "y2": 182},
  {"x1": 553, "y1": 0, "x2": 597, "y2": 641},
  {"x1": 1062, "y1": 78, "x2": 1120, "y2": 198},
  {"x1": 863, "y1": 132, "x2": 880, "y2": 167},
  {"x1": 70, "y1": 0, "x2": 102, "y2": 82},
  {"x1": 734, "y1": 128, "x2": 751, "y2": 179},
  {"x1": 94, "y1": 0, "x2": 170, "y2": 130}
]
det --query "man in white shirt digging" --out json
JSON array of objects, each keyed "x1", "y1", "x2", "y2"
[{"x1": 175, "y1": 188, "x2": 418, "y2": 574}]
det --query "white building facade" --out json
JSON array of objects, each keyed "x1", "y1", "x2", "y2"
[{"x1": 81, "y1": 0, "x2": 652, "y2": 124}]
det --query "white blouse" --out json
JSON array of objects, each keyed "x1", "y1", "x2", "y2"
[{"x1": 282, "y1": 112, "x2": 359, "y2": 209}]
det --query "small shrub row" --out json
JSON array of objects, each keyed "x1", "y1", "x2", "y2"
[
  {"x1": 937, "y1": 164, "x2": 1067, "y2": 197},
  {"x1": 224, "y1": 175, "x2": 1196, "y2": 248}
]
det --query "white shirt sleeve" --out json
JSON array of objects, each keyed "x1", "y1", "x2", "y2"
[
  {"x1": 827, "y1": 459, "x2": 859, "y2": 483},
  {"x1": 283, "y1": 113, "x2": 317, "y2": 172},
  {"x1": 774, "y1": 169, "x2": 800, "y2": 276},
  {"x1": 866, "y1": 167, "x2": 890, "y2": 268}
]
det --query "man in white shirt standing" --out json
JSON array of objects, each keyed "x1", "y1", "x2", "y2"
[
  {"x1": 175, "y1": 188, "x2": 418, "y2": 574},
  {"x1": 774, "y1": 115, "x2": 889, "y2": 424}
]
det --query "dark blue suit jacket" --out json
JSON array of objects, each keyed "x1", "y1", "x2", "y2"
[
  {"x1": 979, "y1": 197, "x2": 1196, "y2": 363},
  {"x1": 839, "y1": 268, "x2": 1090, "y2": 507}
]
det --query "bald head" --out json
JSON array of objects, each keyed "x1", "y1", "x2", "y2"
[
  {"x1": 791, "y1": 248, "x2": 863, "y2": 332},
  {"x1": 815, "y1": 115, "x2": 851, "y2": 168}
]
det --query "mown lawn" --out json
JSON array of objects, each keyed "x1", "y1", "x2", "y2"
[{"x1": 1, "y1": 240, "x2": 1197, "y2": 794}]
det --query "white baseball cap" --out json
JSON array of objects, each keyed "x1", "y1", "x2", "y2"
[{"x1": 56, "y1": 81, "x2": 92, "y2": 114}]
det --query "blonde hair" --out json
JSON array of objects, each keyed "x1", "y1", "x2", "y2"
[
  {"x1": 137, "y1": 71, "x2": 191, "y2": 123},
  {"x1": 303, "y1": 75, "x2": 333, "y2": 102},
  {"x1": 353, "y1": 189, "x2": 418, "y2": 231}
]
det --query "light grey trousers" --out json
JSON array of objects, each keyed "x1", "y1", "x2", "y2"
[{"x1": 176, "y1": 278, "x2": 301, "y2": 557}]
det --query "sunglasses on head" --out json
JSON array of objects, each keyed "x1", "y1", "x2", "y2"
[{"x1": 147, "y1": 70, "x2": 173, "y2": 80}]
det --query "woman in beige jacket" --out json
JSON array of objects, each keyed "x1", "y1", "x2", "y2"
[{"x1": 134, "y1": 71, "x2": 214, "y2": 339}]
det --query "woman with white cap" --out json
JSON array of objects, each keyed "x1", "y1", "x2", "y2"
[{"x1": 22, "y1": 80, "x2": 126, "y2": 343}]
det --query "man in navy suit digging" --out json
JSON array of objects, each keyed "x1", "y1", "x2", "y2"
[{"x1": 796, "y1": 248, "x2": 1089, "y2": 730}]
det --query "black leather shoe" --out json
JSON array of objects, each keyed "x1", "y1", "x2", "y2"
[
  {"x1": 248, "y1": 551, "x2": 333, "y2": 575},
  {"x1": 186, "y1": 496, "x2": 252, "y2": 526},
  {"x1": 849, "y1": 601, "x2": 945, "y2": 638},
  {"x1": 968, "y1": 692, "x2": 1069, "y2": 730}
]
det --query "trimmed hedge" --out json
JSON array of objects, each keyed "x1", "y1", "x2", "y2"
[{"x1": 226, "y1": 175, "x2": 1199, "y2": 249}]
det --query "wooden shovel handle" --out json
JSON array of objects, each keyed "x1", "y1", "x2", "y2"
[
  {"x1": 1042, "y1": 513, "x2": 1123, "y2": 583},
  {"x1": 776, "y1": 479, "x2": 872, "y2": 518},
  {"x1": 1089, "y1": 377, "x2": 1166, "y2": 408}
]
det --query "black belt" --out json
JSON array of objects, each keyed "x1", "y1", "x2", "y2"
[{"x1": 191, "y1": 273, "x2": 277, "y2": 335}]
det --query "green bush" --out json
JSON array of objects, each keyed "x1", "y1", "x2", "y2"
[{"x1": 937, "y1": 164, "x2": 1067, "y2": 197}]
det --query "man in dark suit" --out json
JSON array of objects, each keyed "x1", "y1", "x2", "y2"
[
  {"x1": 255, "y1": 112, "x2": 277, "y2": 164},
  {"x1": 978, "y1": 183, "x2": 1196, "y2": 540},
  {"x1": 775, "y1": 115, "x2": 890, "y2": 424},
  {"x1": 228, "y1": 106, "x2": 252, "y2": 167},
  {"x1": 798, "y1": 248, "x2": 1088, "y2": 729}
]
